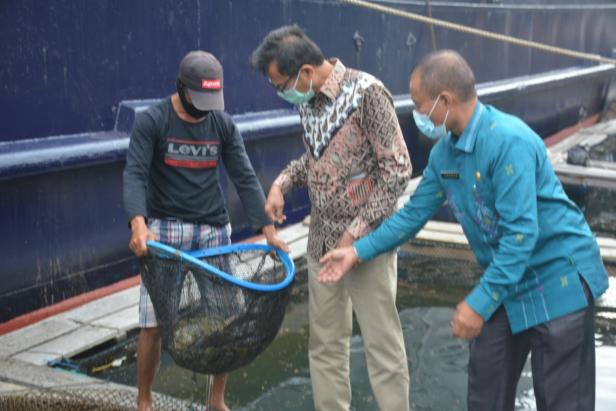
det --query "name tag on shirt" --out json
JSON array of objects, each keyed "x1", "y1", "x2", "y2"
[{"x1": 440, "y1": 170, "x2": 460, "y2": 180}]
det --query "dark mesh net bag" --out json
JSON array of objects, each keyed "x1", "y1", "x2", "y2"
[{"x1": 140, "y1": 241, "x2": 295, "y2": 375}]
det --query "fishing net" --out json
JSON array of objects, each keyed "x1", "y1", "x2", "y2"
[
  {"x1": 0, "y1": 387, "x2": 206, "y2": 411},
  {"x1": 140, "y1": 242, "x2": 295, "y2": 375}
]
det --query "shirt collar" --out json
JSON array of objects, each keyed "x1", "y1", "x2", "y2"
[
  {"x1": 319, "y1": 59, "x2": 346, "y2": 101},
  {"x1": 449, "y1": 101, "x2": 485, "y2": 153}
]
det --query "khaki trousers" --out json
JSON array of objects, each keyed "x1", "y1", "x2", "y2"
[{"x1": 307, "y1": 252, "x2": 410, "y2": 411}]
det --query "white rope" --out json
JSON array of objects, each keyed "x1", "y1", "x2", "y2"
[{"x1": 340, "y1": 0, "x2": 616, "y2": 65}]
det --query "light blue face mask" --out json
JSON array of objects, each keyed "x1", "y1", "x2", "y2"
[
  {"x1": 277, "y1": 71, "x2": 314, "y2": 105},
  {"x1": 412, "y1": 96, "x2": 450, "y2": 140}
]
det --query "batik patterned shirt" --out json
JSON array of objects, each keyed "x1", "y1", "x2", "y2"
[{"x1": 274, "y1": 60, "x2": 412, "y2": 260}]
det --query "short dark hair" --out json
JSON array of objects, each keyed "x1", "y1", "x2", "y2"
[
  {"x1": 415, "y1": 50, "x2": 476, "y2": 102},
  {"x1": 250, "y1": 25, "x2": 325, "y2": 76}
]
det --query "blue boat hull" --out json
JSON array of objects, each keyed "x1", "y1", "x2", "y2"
[
  {"x1": 1, "y1": 0, "x2": 616, "y2": 322},
  {"x1": 2, "y1": 0, "x2": 616, "y2": 142}
]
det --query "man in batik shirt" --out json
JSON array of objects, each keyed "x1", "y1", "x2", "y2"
[{"x1": 251, "y1": 25, "x2": 412, "y2": 411}]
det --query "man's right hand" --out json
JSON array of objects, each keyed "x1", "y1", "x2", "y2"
[
  {"x1": 129, "y1": 216, "x2": 156, "y2": 257},
  {"x1": 265, "y1": 183, "x2": 286, "y2": 224}
]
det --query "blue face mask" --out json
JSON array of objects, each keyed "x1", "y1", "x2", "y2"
[
  {"x1": 277, "y1": 71, "x2": 314, "y2": 105},
  {"x1": 412, "y1": 96, "x2": 450, "y2": 140}
]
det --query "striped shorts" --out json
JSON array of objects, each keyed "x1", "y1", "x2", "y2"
[{"x1": 139, "y1": 218, "x2": 231, "y2": 328}]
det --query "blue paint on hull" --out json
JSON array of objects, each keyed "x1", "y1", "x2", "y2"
[
  {"x1": 1, "y1": 0, "x2": 616, "y2": 321},
  {"x1": 3, "y1": 0, "x2": 616, "y2": 141}
]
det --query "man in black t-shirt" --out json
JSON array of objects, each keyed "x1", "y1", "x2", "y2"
[{"x1": 123, "y1": 51, "x2": 287, "y2": 411}]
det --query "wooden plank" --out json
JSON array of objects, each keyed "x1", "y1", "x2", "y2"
[
  {"x1": 11, "y1": 351, "x2": 60, "y2": 366},
  {"x1": 588, "y1": 160, "x2": 616, "y2": 171},
  {"x1": 58, "y1": 286, "x2": 140, "y2": 323},
  {"x1": 601, "y1": 248, "x2": 616, "y2": 262},
  {"x1": 597, "y1": 236, "x2": 616, "y2": 249},
  {"x1": 0, "y1": 381, "x2": 28, "y2": 393},
  {"x1": 91, "y1": 305, "x2": 139, "y2": 332},
  {"x1": 16, "y1": 326, "x2": 121, "y2": 365},
  {"x1": 415, "y1": 228, "x2": 468, "y2": 245},
  {"x1": 0, "y1": 318, "x2": 79, "y2": 358},
  {"x1": 548, "y1": 132, "x2": 599, "y2": 156},
  {"x1": 0, "y1": 357, "x2": 101, "y2": 388},
  {"x1": 554, "y1": 163, "x2": 616, "y2": 179},
  {"x1": 424, "y1": 220, "x2": 465, "y2": 234},
  {"x1": 583, "y1": 119, "x2": 616, "y2": 135}
]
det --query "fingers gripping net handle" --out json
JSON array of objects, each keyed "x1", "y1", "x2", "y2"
[{"x1": 141, "y1": 240, "x2": 296, "y2": 374}]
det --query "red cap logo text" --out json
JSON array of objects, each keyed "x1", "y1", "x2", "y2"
[{"x1": 201, "y1": 79, "x2": 221, "y2": 90}]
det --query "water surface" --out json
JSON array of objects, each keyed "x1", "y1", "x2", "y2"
[{"x1": 97, "y1": 251, "x2": 616, "y2": 411}]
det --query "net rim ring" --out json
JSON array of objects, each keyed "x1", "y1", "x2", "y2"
[{"x1": 145, "y1": 240, "x2": 295, "y2": 292}]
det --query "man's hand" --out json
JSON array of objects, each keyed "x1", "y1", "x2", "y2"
[
  {"x1": 265, "y1": 183, "x2": 286, "y2": 224},
  {"x1": 318, "y1": 246, "x2": 358, "y2": 284},
  {"x1": 129, "y1": 216, "x2": 156, "y2": 257},
  {"x1": 262, "y1": 224, "x2": 289, "y2": 253},
  {"x1": 451, "y1": 301, "x2": 484, "y2": 340}
]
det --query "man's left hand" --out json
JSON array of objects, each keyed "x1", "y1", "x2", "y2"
[
  {"x1": 451, "y1": 301, "x2": 484, "y2": 340},
  {"x1": 262, "y1": 224, "x2": 289, "y2": 253}
]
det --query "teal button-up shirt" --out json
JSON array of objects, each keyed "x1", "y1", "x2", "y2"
[{"x1": 355, "y1": 101, "x2": 609, "y2": 333}]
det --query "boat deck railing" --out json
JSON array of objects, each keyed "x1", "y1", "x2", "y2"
[{"x1": 1, "y1": 64, "x2": 614, "y2": 182}]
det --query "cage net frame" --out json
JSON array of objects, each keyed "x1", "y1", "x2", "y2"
[
  {"x1": 0, "y1": 387, "x2": 207, "y2": 411},
  {"x1": 140, "y1": 240, "x2": 295, "y2": 375}
]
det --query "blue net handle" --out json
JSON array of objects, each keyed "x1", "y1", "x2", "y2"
[{"x1": 145, "y1": 240, "x2": 295, "y2": 292}]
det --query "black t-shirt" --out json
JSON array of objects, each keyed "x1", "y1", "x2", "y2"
[{"x1": 123, "y1": 97, "x2": 270, "y2": 231}]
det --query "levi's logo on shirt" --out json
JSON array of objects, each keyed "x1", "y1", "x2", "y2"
[{"x1": 165, "y1": 138, "x2": 219, "y2": 169}]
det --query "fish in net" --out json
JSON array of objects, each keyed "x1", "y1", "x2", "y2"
[{"x1": 140, "y1": 241, "x2": 295, "y2": 375}]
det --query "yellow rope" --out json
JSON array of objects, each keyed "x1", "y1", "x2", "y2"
[{"x1": 340, "y1": 0, "x2": 616, "y2": 65}]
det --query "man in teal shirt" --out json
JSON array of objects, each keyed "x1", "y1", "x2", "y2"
[{"x1": 319, "y1": 50, "x2": 609, "y2": 411}]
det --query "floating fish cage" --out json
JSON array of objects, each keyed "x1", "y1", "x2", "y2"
[
  {"x1": 0, "y1": 387, "x2": 207, "y2": 411},
  {"x1": 549, "y1": 120, "x2": 616, "y2": 236}
]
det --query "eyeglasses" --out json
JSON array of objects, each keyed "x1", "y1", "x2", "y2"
[{"x1": 268, "y1": 72, "x2": 298, "y2": 93}]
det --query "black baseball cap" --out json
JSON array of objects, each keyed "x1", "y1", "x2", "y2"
[{"x1": 178, "y1": 51, "x2": 224, "y2": 111}]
